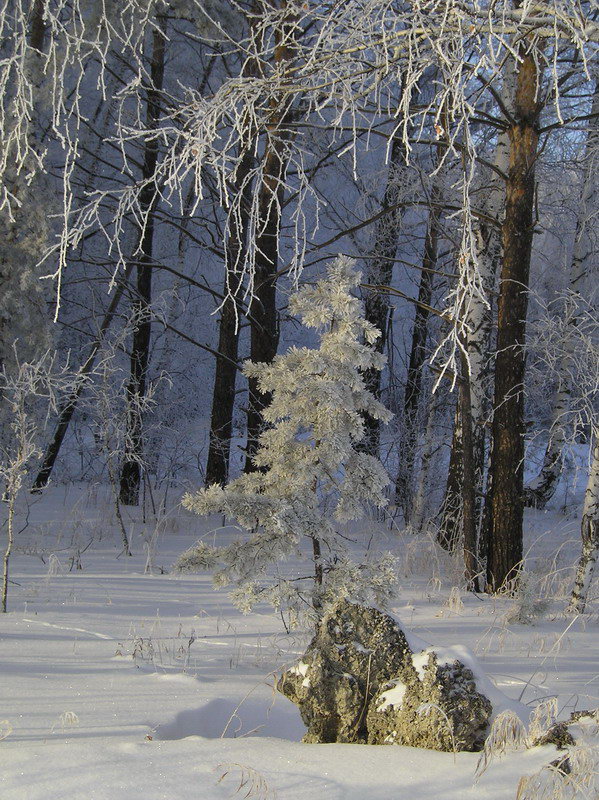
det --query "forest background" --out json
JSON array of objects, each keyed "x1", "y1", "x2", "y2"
[{"x1": 0, "y1": 0, "x2": 598, "y2": 609}]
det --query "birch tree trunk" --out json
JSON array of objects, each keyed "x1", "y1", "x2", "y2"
[
  {"x1": 524, "y1": 82, "x2": 599, "y2": 509},
  {"x1": 569, "y1": 428, "x2": 599, "y2": 614},
  {"x1": 485, "y1": 39, "x2": 541, "y2": 592},
  {"x1": 119, "y1": 20, "x2": 166, "y2": 505}
]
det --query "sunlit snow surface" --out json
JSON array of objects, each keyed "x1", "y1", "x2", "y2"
[{"x1": 0, "y1": 483, "x2": 597, "y2": 799}]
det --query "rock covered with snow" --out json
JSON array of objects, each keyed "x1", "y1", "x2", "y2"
[
  {"x1": 278, "y1": 599, "x2": 412, "y2": 743},
  {"x1": 367, "y1": 651, "x2": 491, "y2": 751},
  {"x1": 278, "y1": 599, "x2": 492, "y2": 751}
]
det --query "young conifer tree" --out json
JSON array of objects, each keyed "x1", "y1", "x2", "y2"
[{"x1": 177, "y1": 256, "x2": 396, "y2": 619}]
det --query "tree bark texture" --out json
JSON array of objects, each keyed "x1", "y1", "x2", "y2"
[
  {"x1": 244, "y1": 3, "x2": 295, "y2": 472},
  {"x1": 205, "y1": 149, "x2": 253, "y2": 485},
  {"x1": 485, "y1": 45, "x2": 541, "y2": 592},
  {"x1": 29, "y1": 0, "x2": 46, "y2": 52},
  {"x1": 119, "y1": 21, "x2": 166, "y2": 505},
  {"x1": 458, "y1": 350, "x2": 479, "y2": 589}
]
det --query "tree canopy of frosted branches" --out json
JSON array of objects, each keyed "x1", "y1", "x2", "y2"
[
  {"x1": 2, "y1": 0, "x2": 597, "y2": 376},
  {"x1": 177, "y1": 256, "x2": 396, "y2": 620},
  {"x1": 1, "y1": 0, "x2": 598, "y2": 603}
]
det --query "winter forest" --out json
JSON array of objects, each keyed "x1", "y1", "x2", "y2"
[{"x1": 1, "y1": 1, "x2": 599, "y2": 798}]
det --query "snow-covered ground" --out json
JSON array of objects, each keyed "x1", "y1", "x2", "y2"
[{"x1": 1, "y1": 485, "x2": 597, "y2": 799}]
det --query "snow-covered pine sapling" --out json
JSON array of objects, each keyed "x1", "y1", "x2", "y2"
[{"x1": 178, "y1": 256, "x2": 396, "y2": 619}]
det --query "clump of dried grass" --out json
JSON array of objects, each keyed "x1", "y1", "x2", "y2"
[
  {"x1": 476, "y1": 698, "x2": 598, "y2": 799},
  {"x1": 517, "y1": 744, "x2": 598, "y2": 800},
  {"x1": 215, "y1": 763, "x2": 277, "y2": 800}
]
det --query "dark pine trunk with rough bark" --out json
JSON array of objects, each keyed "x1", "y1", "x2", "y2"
[
  {"x1": 438, "y1": 390, "x2": 463, "y2": 552},
  {"x1": 204, "y1": 282, "x2": 243, "y2": 486},
  {"x1": 485, "y1": 45, "x2": 540, "y2": 592},
  {"x1": 119, "y1": 22, "x2": 166, "y2": 505}
]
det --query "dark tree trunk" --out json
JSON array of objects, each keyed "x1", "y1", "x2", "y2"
[
  {"x1": 29, "y1": 0, "x2": 46, "y2": 52},
  {"x1": 459, "y1": 350, "x2": 479, "y2": 589},
  {"x1": 361, "y1": 134, "x2": 407, "y2": 455},
  {"x1": 438, "y1": 125, "x2": 507, "y2": 553},
  {"x1": 205, "y1": 151, "x2": 253, "y2": 486},
  {"x1": 204, "y1": 281, "x2": 243, "y2": 487},
  {"x1": 438, "y1": 390, "x2": 463, "y2": 552},
  {"x1": 485, "y1": 44, "x2": 540, "y2": 592},
  {"x1": 243, "y1": 149, "x2": 283, "y2": 472},
  {"x1": 119, "y1": 21, "x2": 166, "y2": 505},
  {"x1": 395, "y1": 195, "x2": 440, "y2": 519},
  {"x1": 244, "y1": 6, "x2": 294, "y2": 473}
]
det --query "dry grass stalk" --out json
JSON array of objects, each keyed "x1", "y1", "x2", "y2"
[{"x1": 216, "y1": 763, "x2": 277, "y2": 800}]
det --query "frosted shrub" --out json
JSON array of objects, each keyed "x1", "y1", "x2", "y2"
[
  {"x1": 504, "y1": 572, "x2": 551, "y2": 626},
  {"x1": 178, "y1": 257, "x2": 396, "y2": 619},
  {"x1": 1, "y1": 351, "x2": 77, "y2": 612}
]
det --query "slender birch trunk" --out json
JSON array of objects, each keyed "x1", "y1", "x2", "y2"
[
  {"x1": 2, "y1": 491, "x2": 16, "y2": 612},
  {"x1": 525, "y1": 82, "x2": 599, "y2": 509},
  {"x1": 569, "y1": 428, "x2": 599, "y2": 614}
]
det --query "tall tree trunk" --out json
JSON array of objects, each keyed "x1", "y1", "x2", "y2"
[
  {"x1": 244, "y1": 2, "x2": 294, "y2": 472},
  {"x1": 524, "y1": 81, "x2": 599, "y2": 509},
  {"x1": 411, "y1": 389, "x2": 442, "y2": 531},
  {"x1": 438, "y1": 114, "x2": 510, "y2": 551},
  {"x1": 362, "y1": 133, "x2": 407, "y2": 455},
  {"x1": 205, "y1": 150, "x2": 253, "y2": 485},
  {"x1": 395, "y1": 188, "x2": 441, "y2": 520},
  {"x1": 569, "y1": 427, "x2": 599, "y2": 614},
  {"x1": 485, "y1": 41, "x2": 541, "y2": 592},
  {"x1": 119, "y1": 20, "x2": 166, "y2": 505},
  {"x1": 29, "y1": 0, "x2": 46, "y2": 52},
  {"x1": 458, "y1": 348, "x2": 479, "y2": 589}
]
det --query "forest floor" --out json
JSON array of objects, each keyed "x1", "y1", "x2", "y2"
[{"x1": 0, "y1": 483, "x2": 598, "y2": 800}]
